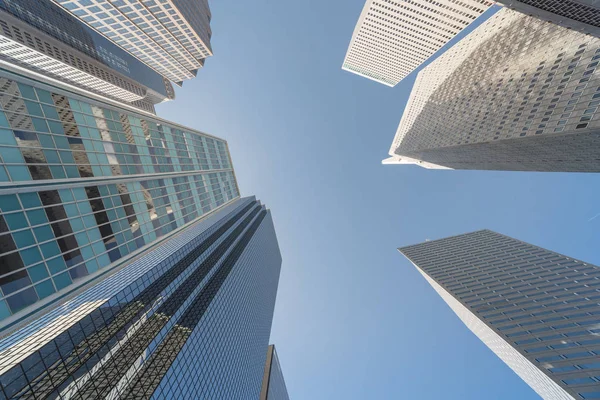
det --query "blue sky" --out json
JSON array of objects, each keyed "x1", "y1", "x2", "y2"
[{"x1": 157, "y1": 1, "x2": 600, "y2": 399}]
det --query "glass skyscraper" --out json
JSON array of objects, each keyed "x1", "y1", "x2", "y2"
[
  {"x1": 0, "y1": 1, "x2": 287, "y2": 397},
  {"x1": 400, "y1": 230, "x2": 600, "y2": 400},
  {"x1": 51, "y1": 0, "x2": 214, "y2": 84},
  {"x1": 261, "y1": 344, "x2": 290, "y2": 400},
  {"x1": 0, "y1": 0, "x2": 175, "y2": 113},
  {"x1": 0, "y1": 66, "x2": 238, "y2": 332},
  {"x1": 0, "y1": 195, "x2": 282, "y2": 399},
  {"x1": 0, "y1": 65, "x2": 284, "y2": 399}
]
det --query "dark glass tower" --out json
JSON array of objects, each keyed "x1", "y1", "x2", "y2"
[
  {"x1": 400, "y1": 230, "x2": 600, "y2": 400},
  {"x1": 261, "y1": 344, "x2": 290, "y2": 400},
  {"x1": 0, "y1": 196, "x2": 282, "y2": 399}
]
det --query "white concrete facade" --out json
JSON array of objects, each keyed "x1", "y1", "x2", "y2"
[
  {"x1": 386, "y1": 8, "x2": 600, "y2": 172},
  {"x1": 381, "y1": 155, "x2": 452, "y2": 169},
  {"x1": 342, "y1": 0, "x2": 493, "y2": 86},
  {"x1": 387, "y1": 8, "x2": 508, "y2": 156}
]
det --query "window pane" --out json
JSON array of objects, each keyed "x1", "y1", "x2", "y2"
[
  {"x1": 5, "y1": 287, "x2": 38, "y2": 313},
  {"x1": 1, "y1": 270, "x2": 31, "y2": 295}
]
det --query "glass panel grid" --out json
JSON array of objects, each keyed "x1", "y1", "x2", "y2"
[
  {"x1": 0, "y1": 198, "x2": 281, "y2": 400},
  {"x1": 400, "y1": 230, "x2": 600, "y2": 399},
  {"x1": 0, "y1": 73, "x2": 238, "y2": 322}
]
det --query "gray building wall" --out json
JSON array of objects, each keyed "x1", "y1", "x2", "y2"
[
  {"x1": 400, "y1": 230, "x2": 600, "y2": 400},
  {"x1": 496, "y1": 0, "x2": 600, "y2": 37},
  {"x1": 391, "y1": 8, "x2": 600, "y2": 172}
]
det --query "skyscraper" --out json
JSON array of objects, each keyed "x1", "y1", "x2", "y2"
[
  {"x1": 0, "y1": 66, "x2": 238, "y2": 332},
  {"x1": 51, "y1": 0, "x2": 213, "y2": 85},
  {"x1": 0, "y1": 196, "x2": 282, "y2": 399},
  {"x1": 0, "y1": 0, "x2": 175, "y2": 114},
  {"x1": 261, "y1": 344, "x2": 290, "y2": 400},
  {"x1": 400, "y1": 230, "x2": 600, "y2": 400},
  {"x1": 495, "y1": 0, "x2": 600, "y2": 37},
  {"x1": 341, "y1": 0, "x2": 493, "y2": 87},
  {"x1": 0, "y1": 60, "x2": 284, "y2": 398},
  {"x1": 385, "y1": 8, "x2": 600, "y2": 172},
  {"x1": 0, "y1": 1, "x2": 287, "y2": 397}
]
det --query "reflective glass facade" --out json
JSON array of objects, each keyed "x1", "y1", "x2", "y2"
[
  {"x1": 0, "y1": 196, "x2": 282, "y2": 399},
  {"x1": 171, "y1": 0, "x2": 213, "y2": 54},
  {"x1": 400, "y1": 230, "x2": 600, "y2": 400},
  {"x1": 52, "y1": 0, "x2": 213, "y2": 83},
  {"x1": 0, "y1": 68, "x2": 238, "y2": 328},
  {"x1": 261, "y1": 344, "x2": 290, "y2": 400}
]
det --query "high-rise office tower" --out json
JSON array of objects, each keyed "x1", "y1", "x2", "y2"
[
  {"x1": 51, "y1": 0, "x2": 213, "y2": 85},
  {"x1": 0, "y1": 196, "x2": 282, "y2": 399},
  {"x1": 341, "y1": 0, "x2": 493, "y2": 87},
  {"x1": 0, "y1": 66, "x2": 239, "y2": 331},
  {"x1": 0, "y1": 0, "x2": 175, "y2": 114},
  {"x1": 385, "y1": 8, "x2": 600, "y2": 172},
  {"x1": 261, "y1": 344, "x2": 290, "y2": 400},
  {"x1": 495, "y1": 1, "x2": 600, "y2": 37},
  {"x1": 400, "y1": 230, "x2": 600, "y2": 400},
  {"x1": 0, "y1": 65, "x2": 283, "y2": 399}
]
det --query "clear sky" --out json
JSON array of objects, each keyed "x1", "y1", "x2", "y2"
[{"x1": 157, "y1": 2, "x2": 600, "y2": 399}]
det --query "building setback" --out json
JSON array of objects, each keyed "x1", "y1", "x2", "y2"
[
  {"x1": 261, "y1": 344, "x2": 291, "y2": 400},
  {"x1": 341, "y1": 0, "x2": 493, "y2": 87},
  {"x1": 385, "y1": 8, "x2": 600, "y2": 172},
  {"x1": 51, "y1": 0, "x2": 213, "y2": 85},
  {"x1": 400, "y1": 230, "x2": 600, "y2": 400},
  {"x1": 0, "y1": 0, "x2": 175, "y2": 114},
  {"x1": 0, "y1": 67, "x2": 239, "y2": 331},
  {"x1": 495, "y1": 0, "x2": 600, "y2": 37}
]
